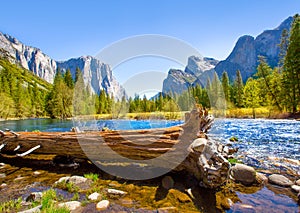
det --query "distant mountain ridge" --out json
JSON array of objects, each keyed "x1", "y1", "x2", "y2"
[
  {"x1": 214, "y1": 16, "x2": 293, "y2": 81},
  {"x1": 163, "y1": 56, "x2": 218, "y2": 94},
  {"x1": 0, "y1": 16, "x2": 294, "y2": 99},
  {"x1": 162, "y1": 16, "x2": 293, "y2": 94},
  {"x1": 0, "y1": 32, "x2": 125, "y2": 99}
]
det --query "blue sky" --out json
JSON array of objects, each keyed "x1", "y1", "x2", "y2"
[{"x1": 0, "y1": 0, "x2": 299, "y2": 87}]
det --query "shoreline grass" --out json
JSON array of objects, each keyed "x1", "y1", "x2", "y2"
[{"x1": 1, "y1": 108, "x2": 299, "y2": 122}]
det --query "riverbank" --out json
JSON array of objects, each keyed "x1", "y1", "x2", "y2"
[
  {"x1": 1, "y1": 109, "x2": 300, "y2": 122},
  {"x1": 0, "y1": 155, "x2": 299, "y2": 212}
]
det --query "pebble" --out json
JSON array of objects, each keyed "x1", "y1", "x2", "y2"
[
  {"x1": 107, "y1": 188, "x2": 127, "y2": 196},
  {"x1": 14, "y1": 176, "x2": 25, "y2": 181},
  {"x1": 33, "y1": 171, "x2": 41, "y2": 175},
  {"x1": 0, "y1": 173, "x2": 6, "y2": 178},
  {"x1": 162, "y1": 176, "x2": 174, "y2": 190},
  {"x1": 0, "y1": 183, "x2": 7, "y2": 188},
  {"x1": 58, "y1": 201, "x2": 81, "y2": 211},
  {"x1": 296, "y1": 179, "x2": 300, "y2": 186},
  {"x1": 88, "y1": 192, "x2": 101, "y2": 201},
  {"x1": 0, "y1": 163, "x2": 5, "y2": 166},
  {"x1": 268, "y1": 174, "x2": 293, "y2": 187},
  {"x1": 291, "y1": 185, "x2": 300, "y2": 193},
  {"x1": 96, "y1": 200, "x2": 110, "y2": 211}
]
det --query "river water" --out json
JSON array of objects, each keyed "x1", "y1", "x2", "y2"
[{"x1": 0, "y1": 118, "x2": 299, "y2": 212}]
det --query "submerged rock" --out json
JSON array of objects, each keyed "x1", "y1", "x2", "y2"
[
  {"x1": 58, "y1": 201, "x2": 81, "y2": 211},
  {"x1": 268, "y1": 174, "x2": 293, "y2": 187},
  {"x1": 256, "y1": 172, "x2": 268, "y2": 185},
  {"x1": 162, "y1": 176, "x2": 174, "y2": 190},
  {"x1": 96, "y1": 200, "x2": 110, "y2": 211},
  {"x1": 229, "y1": 136, "x2": 238, "y2": 142},
  {"x1": 230, "y1": 164, "x2": 256, "y2": 185}
]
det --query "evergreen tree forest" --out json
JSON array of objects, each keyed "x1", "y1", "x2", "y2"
[{"x1": 0, "y1": 14, "x2": 299, "y2": 119}]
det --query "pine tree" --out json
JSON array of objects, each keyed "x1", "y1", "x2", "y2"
[
  {"x1": 278, "y1": 29, "x2": 289, "y2": 68},
  {"x1": 64, "y1": 69, "x2": 74, "y2": 89},
  {"x1": 98, "y1": 89, "x2": 107, "y2": 114},
  {"x1": 282, "y1": 14, "x2": 300, "y2": 113},
  {"x1": 233, "y1": 70, "x2": 244, "y2": 108},
  {"x1": 221, "y1": 71, "x2": 230, "y2": 101}
]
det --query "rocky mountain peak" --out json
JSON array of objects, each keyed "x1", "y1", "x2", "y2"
[
  {"x1": 185, "y1": 56, "x2": 218, "y2": 75},
  {"x1": 0, "y1": 32, "x2": 125, "y2": 99},
  {"x1": 215, "y1": 16, "x2": 293, "y2": 81}
]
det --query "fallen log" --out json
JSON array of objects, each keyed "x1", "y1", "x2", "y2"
[{"x1": 0, "y1": 108, "x2": 236, "y2": 188}]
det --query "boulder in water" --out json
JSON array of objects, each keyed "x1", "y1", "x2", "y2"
[
  {"x1": 268, "y1": 174, "x2": 293, "y2": 187},
  {"x1": 230, "y1": 163, "x2": 256, "y2": 185}
]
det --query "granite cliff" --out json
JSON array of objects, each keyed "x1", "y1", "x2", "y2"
[{"x1": 0, "y1": 32, "x2": 125, "y2": 99}]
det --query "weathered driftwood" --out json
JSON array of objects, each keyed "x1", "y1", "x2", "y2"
[{"x1": 0, "y1": 108, "x2": 236, "y2": 188}]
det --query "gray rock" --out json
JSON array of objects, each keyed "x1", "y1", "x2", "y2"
[
  {"x1": 107, "y1": 188, "x2": 127, "y2": 197},
  {"x1": 18, "y1": 205, "x2": 42, "y2": 213},
  {"x1": 26, "y1": 192, "x2": 43, "y2": 202},
  {"x1": 68, "y1": 176, "x2": 88, "y2": 185},
  {"x1": 268, "y1": 174, "x2": 293, "y2": 187},
  {"x1": 58, "y1": 201, "x2": 81, "y2": 211},
  {"x1": 256, "y1": 172, "x2": 268, "y2": 185},
  {"x1": 96, "y1": 200, "x2": 110, "y2": 211},
  {"x1": 230, "y1": 163, "x2": 256, "y2": 185},
  {"x1": 162, "y1": 176, "x2": 174, "y2": 190},
  {"x1": 291, "y1": 185, "x2": 300, "y2": 193}
]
